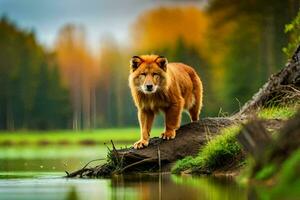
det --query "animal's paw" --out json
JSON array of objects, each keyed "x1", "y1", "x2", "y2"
[
  {"x1": 133, "y1": 139, "x2": 149, "y2": 149},
  {"x1": 161, "y1": 130, "x2": 176, "y2": 140}
]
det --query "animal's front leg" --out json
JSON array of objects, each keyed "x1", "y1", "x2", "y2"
[
  {"x1": 162, "y1": 99, "x2": 184, "y2": 140},
  {"x1": 134, "y1": 109, "x2": 155, "y2": 149}
]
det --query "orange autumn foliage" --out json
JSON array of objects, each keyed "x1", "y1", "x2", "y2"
[{"x1": 131, "y1": 6, "x2": 208, "y2": 53}]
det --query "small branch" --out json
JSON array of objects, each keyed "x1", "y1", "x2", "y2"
[
  {"x1": 81, "y1": 158, "x2": 106, "y2": 170},
  {"x1": 65, "y1": 158, "x2": 105, "y2": 178},
  {"x1": 66, "y1": 167, "x2": 91, "y2": 178},
  {"x1": 111, "y1": 139, "x2": 117, "y2": 151},
  {"x1": 114, "y1": 157, "x2": 156, "y2": 174},
  {"x1": 111, "y1": 140, "x2": 121, "y2": 165}
]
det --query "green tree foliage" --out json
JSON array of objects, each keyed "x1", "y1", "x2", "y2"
[
  {"x1": 283, "y1": 10, "x2": 300, "y2": 58},
  {"x1": 0, "y1": 17, "x2": 71, "y2": 130},
  {"x1": 207, "y1": 0, "x2": 300, "y2": 112},
  {"x1": 157, "y1": 38, "x2": 213, "y2": 118}
]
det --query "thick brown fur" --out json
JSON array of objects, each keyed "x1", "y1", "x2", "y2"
[{"x1": 129, "y1": 55, "x2": 203, "y2": 149}]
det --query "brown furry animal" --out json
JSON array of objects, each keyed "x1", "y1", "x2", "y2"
[{"x1": 129, "y1": 55, "x2": 203, "y2": 149}]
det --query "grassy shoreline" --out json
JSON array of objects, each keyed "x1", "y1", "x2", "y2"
[
  {"x1": 172, "y1": 105, "x2": 298, "y2": 175},
  {"x1": 0, "y1": 128, "x2": 164, "y2": 146},
  {"x1": 171, "y1": 105, "x2": 300, "y2": 199}
]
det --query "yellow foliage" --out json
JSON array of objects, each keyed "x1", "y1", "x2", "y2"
[{"x1": 54, "y1": 24, "x2": 99, "y2": 89}]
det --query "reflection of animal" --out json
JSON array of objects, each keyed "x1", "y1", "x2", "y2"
[{"x1": 128, "y1": 55, "x2": 203, "y2": 149}]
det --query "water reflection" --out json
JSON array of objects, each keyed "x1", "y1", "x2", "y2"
[
  {"x1": 0, "y1": 145, "x2": 108, "y2": 172},
  {"x1": 0, "y1": 144, "x2": 247, "y2": 200},
  {"x1": 66, "y1": 187, "x2": 79, "y2": 200},
  {"x1": 110, "y1": 173, "x2": 247, "y2": 200},
  {"x1": 0, "y1": 173, "x2": 247, "y2": 200}
]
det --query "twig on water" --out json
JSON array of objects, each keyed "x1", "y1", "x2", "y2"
[
  {"x1": 65, "y1": 158, "x2": 106, "y2": 178},
  {"x1": 114, "y1": 158, "x2": 156, "y2": 174},
  {"x1": 157, "y1": 146, "x2": 161, "y2": 172}
]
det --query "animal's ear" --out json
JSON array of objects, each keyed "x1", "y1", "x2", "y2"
[
  {"x1": 156, "y1": 56, "x2": 168, "y2": 71},
  {"x1": 130, "y1": 56, "x2": 142, "y2": 72}
]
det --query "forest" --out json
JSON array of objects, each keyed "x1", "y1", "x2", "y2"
[
  {"x1": 1, "y1": 1, "x2": 300, "y2": 200},
  {"x1": 0, "y1": 0, "x2": 299, "y2": 131}
]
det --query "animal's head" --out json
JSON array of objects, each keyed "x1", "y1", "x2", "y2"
[{"x1": 129, "y1": 55, "x2": 168, "y2": 94}]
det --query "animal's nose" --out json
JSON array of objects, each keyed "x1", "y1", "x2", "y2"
[{"x1": 146, "y1": 84, "x2": 153, "y2": 91}]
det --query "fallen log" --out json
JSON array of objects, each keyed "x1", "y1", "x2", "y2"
[
  {"x1": 115, "y1": 118, "x2": 236, "y2": 171},
  {"x1": 67, "y1": 117, "x2": 237, "y2": 177},
  {"x1": 67, "y1": 118, "x2": 285, "y2": 178}
]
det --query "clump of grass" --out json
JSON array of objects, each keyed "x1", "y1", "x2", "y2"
[
  {"x1": 258, "y1": 105, "x2": 298, "y2": 120},
  {"x1": 172, "y1": 125, "x2": 243, "y2": 174},
  {"x1": 171, "y1": 156, "x2": 195, "y2": 174}
]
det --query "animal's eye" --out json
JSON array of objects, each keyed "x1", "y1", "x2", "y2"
[
  {"x1": 152, "y1": 73, "x2": 159, "y2": 76},
  {"x1": 140, "y1": 73, "x2": 146, "y2": 76}
]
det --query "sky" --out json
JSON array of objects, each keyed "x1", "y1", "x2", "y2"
[{"x1": 0, "y1": 0, "x2": 204, "y2": 52}]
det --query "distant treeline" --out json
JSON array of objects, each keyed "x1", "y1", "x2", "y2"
[
  {"x1": 0, "y1": 17, "x2": 71, "y2": 130},
  {"x1": 0, "y1": 0, "x2": 299, "y2": 130}
]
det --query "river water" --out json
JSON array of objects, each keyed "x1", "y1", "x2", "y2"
[{"x1": 0, "y1": 145, "x2": 247, "y2": 200}]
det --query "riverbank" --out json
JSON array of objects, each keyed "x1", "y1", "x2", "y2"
[
  {"x1": 0, "y1": 128, "x2": 163, "y2": 146},
  {"x1": 172, "y1": 105, "x2": 300, "y2": 199},
  {"x1": 172, "y1": 106, "x2": 297, "y2": 175}
]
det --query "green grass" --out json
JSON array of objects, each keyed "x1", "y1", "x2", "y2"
[
  {"x1": 0, "y1": 128, "x2": 164, "y2": 146},
  {"x1": 255, "y1": 149, "x2": 300, "y2": 200},
  {"x1": 172, "y1": 125, "x2": 242, "y2": 174},
  {"x1": 171, "y1": 156, "x2": 196, "y2": 174},
  {"x1": 272, "y1": 149, "x2": 300, "y2": 197},
  {"x1": 254, "y1": 164, "x2": 277, "y2": 180},
  {"x1": 258, "y1": 105, "x2": 298, "y2": 120}
]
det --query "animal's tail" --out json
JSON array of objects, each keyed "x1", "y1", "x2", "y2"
[{"x1": 189, "y1": 69, "x2": 203, "y2": 113}]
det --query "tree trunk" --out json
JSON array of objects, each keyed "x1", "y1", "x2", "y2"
[
  {"x1": 116, "y1": 118, "x2": 235, "y2": 170},
  {"x1": 237, "y1": 45, "x2": 300, "y2": 116}
]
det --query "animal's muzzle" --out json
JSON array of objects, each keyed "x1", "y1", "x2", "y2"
[{"x1": 146, "y1": 84, "x2": 153, "y2": 91}]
